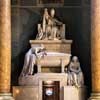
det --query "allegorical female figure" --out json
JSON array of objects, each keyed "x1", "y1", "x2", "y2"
[
  {"x1": 36, "y1": 8, "x2": 50, "y2": 40},
  {"x1": 66, "y1": 56, "x2": 84, "y2": 87},
  {"x1": 19, "y1": 45, "x2": 47, "y2": 77}
]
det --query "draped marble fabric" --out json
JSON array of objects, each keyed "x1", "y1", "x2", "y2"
[
  {"x1": 67, "y1": 56, "x2": 84, "y2": 87},
  {"x1": 20, "y1": 46, "x2": 47, "y2": 77}
]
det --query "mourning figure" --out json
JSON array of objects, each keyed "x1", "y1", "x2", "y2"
[
  {"x1": 19, "y1": 45, "x2": 47, "y2": 77},
  {"x1": 66, "y1": 56, "x2": 84, "y2": 87}
]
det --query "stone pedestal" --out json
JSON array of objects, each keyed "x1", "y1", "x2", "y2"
[
  {"x1": 18, "y1": 73, "x2": 67, "y2": 100},
  {"x1": 19, "y1": 73, "x2": 67, "y2": 86},
  {"x1": 90, "y1": 93, "x2": 100, "y2": 100},
  {"x1": 0, "y1": 93, "x2": 14, "y2": 100},
  {"x1": 13, "y1": 86, "x2": 38, "y2": 100},
  {"x1": 63, "y1": 86, "x2": 87, "y2": 100},
  {"x1": 30, "y1": 40, "x2": 72, "y2": 53},
  {"x1": 90, "y1": 0, "x2": 100, "y2": 99}
]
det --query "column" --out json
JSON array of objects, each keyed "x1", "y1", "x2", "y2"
[
  {"x1": 90, "y1": 0, "x2": 100, "y2": 99},
  {"x1": 0, "y1": 0, "x2": 14, "y2": 99}
]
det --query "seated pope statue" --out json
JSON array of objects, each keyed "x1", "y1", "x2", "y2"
[{"x1": 36, "y1": 8, "x2": 65, "y2": 40}]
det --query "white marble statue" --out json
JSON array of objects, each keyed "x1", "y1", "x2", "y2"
[
  {"x1": 66, "y1": 56, "x2": 84, "y2": 87},
  {"x1": 36, "y1": 8, "x2": 50, "y2": 40},
  {"x1": 19, "y1": 45, "x2": 47, "y2": 77},
  {"x1": 36, "y1": 8, "x2": 65, "y2": 40},
  {"x1": 49, "y1": 8, "x2": 63, "y2": 40},
  {"x1": 36, "y1": 24, "x2": 44, "y2": 40}
]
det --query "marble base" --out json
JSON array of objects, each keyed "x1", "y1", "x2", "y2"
[
  {"x1": 29, "y1": 40, "x2": 72, "y2": 53},
  {"x1": 19, "y1": 73, "x2": 67, "y2": 86},
  {"x1": 0, "y1": 93, "x2": 14, "y2": 100},
  {"x1": 89, "y1": 93, "x2": 100, "y2": 100},
  {"x1": 18, "y1": 73, "x2": 68, "y2": 100},
  {"x1": 63, "y1": 86, "x2": 87, "y2": 100},
  {"x1": 13, "y1": 86, "x2": 38, "y2": 100},
  {"x1": 13, "y1": 85, "x2": 87, "y2": 100}
]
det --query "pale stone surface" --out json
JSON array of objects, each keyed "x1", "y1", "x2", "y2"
[
  {"x1": 18, "y1": 73, "x2": 68, "y2": 100},
  {"x1": 19, "y1": 73, "x2": 67, "y2": 86},
  {"x1": 13, "y1": 86, "x2": 87, "y2": 100},
  {"x1": 13, "y1": 86, "x2": 38, "y2": 100},
  {"x1": 0, "y1": 93, "x2": 14, "y2": 100},
  {"x1": 30, "y1": 40, "x2": 72, "y2": 53},
  {"x1": 89, "y1": 93, "x2": 100, "y2": 100},
  {"x1": 91, "y1": 0, "x2": 100, "y2": 96},
  {"x1": 63, "y1": 86, "x2": 87, "y2": 100},
  {"x1": 37, "y1": 52, "x2": 71, "y2": 73},
  {"x1": 0, "y1": 0, "x2": 11, "y2": 93}
]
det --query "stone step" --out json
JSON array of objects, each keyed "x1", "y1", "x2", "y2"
[{"x1": 13, "y1": 86, "x2": 39, "y2": 100}]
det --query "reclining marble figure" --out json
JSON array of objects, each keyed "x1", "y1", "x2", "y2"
[{"x1": 66, "y1": 56, "x2": 84, "y2": 87}]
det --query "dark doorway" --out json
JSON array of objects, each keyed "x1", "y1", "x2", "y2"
[{"x1": 42, "y1": 81, "x2": 60, "y2": 100}]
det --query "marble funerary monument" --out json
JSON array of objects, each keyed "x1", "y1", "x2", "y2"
[{"x1": 13, "y1": 8, "x2": 86, "y2": 100}]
